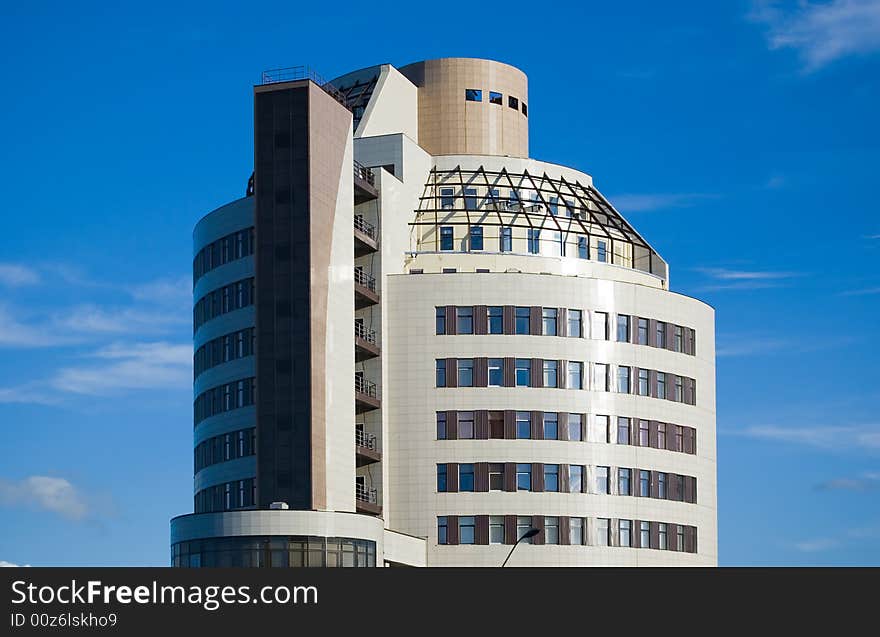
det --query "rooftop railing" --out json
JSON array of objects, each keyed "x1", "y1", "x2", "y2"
[{"x1": 260, "y1": 66, "x2": 349, "y2": 109}]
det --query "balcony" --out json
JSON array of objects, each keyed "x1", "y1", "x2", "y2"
[
  {"x1": 354, "y1": 268, "x2": 379, "y2": 309},
  {"x1": 355, "y1": 430, "x2": 381, "y2": 467},
  {"x1": 355, "y1": 375, "x2": 380, "y2": 413},
  {"x1": 354, "y1": 160, "x2": 378, "y2": 204},
  {"x1": 355, "y1": 483, "x2": 381, "y2": 516},
  {"x1": 355, "y1": 321, "x2": 380, "y2": 362},
  {"x1": 354, "y1": 215, "x2": 378, "y2": 257}
]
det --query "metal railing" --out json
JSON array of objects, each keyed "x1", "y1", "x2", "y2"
[
  {"x1": 354, "y1": 375, "x2": 378, "y2": 398},
  {"x1": 354, "y1": 160, "x2": 375, "y2": 187},
  {"x1": 354, "y1": 321, "x2": 376, "y2": 344},
  {"x1": 260, "y1": 66, "x2": 349, "y2": 109},
  {"x1": 354, "y1": 268, "x2": 376, "y2": 292},
  {"x1": 354, "y1": 215, "x2": 377, "y2": 241},
  {"x1": 355, "y1": 429, "x2": 378, "y2": 451},
  {"x1": 355, "y1": 483, "x2": 378, "y2": 504}
]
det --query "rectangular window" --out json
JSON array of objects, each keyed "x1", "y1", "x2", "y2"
[
  {"x1": 674, "y1": 325, "x2": 683, "y2": 352},
  {"x1": 488, "y1": 358, "x2": 503, "y2": 386},
  {"x1": 517, "y1": 516, "x2": 533, "y2": 543},
  {"x1": 592, "y1": 415, "x2": 609, "y2": 444},
  {"x1": 567, "y1": 361, "x2": 583, "y2": 389},
  {"x1": 677, "y1": 526, "x2": 685, "y2": 551},
  {"x1": 568, "y1": 309, "x2": 582, "y2": 337},
  {"x1": 527, "y1": 228, "x2": 540, "y2": 254},
  {"x1": 640, "y1": 521, "x2": 650, "y2": 548},
  {"x1": 617, "y1": 366, "x2": 631, "y2": 393},
  {"x1": 515, "y1": 359, "x2": 530, "y2": 386},
  {"x1": 597, "y1": 240, "x2": 607, "y2": 263},
  {"x1": 675, "y1": 426, "x2": 684, "y2": 451},
  {"x1": 544, "y1": 464, "x2": 559, "y2": 492},
  {"x1": 597, "y1": 518, "x2": 610, "y2": 546},
  {"x1": 458, "y1": 359, "x2": 474, "y2": 387},
  {"x1": 436, "y1": 359, "x2": 446, "y2": 387},
  {"x1": 593, "y1": 363, "x2": 609, "y2": 391},
  {"x1": 490, "y1": 516, "x2": 505, "y2": 544},
  {"x1": 638, "y1": 420, "x2": 649, "y2": 446},
  {"x1": 437, "y1": 464, "x2": 447, "y2": 492},
  {"x1": 596, "y1": 466, "x2": 610, "y2": 494},
  {"x1": 617, "y1": 314, "x2": 630, "y2": 342},
  {"x1": 457, "y1": 307, "x2": 473, "y2": 334},
  {"x1": 459, "y1": 464, "x2": 475, "y2": 492},
  {"x1": 500, "y1": 226, "x2": 512, "y2": 252},
  {"x1": 437, "y1": 412, "x2": 447, "y2": 440},
  {"x1": 659, "y1": 523, "x2": 668, "y2": 550},
  {"x1": 508, "y1": 95, "x2": 519, "y2": 110},
  {"x1": 489, "y1": 463, "x2": 504, "y2": 491},
  {"x1": 570, "y1": 518, "x2": 584, "y2": 545},
  {"x1": 488, "y1": 306, "x2": 503, "y2": 334},
  {"x1": 458, "y1": 411, "x2": 475, "y2": 439},
  {"x1": 464, "y1": 188, "x2": 477, "y2": 211},
  {"x1": 438, "y1": 517, "x2": 448, "y2": 544},
  {"x1": 522, "y1": 102, "x2": 528, "y2": 116},
  {"x1": 569, "y1": 413, "x2": 583, "y2": 441},
  {"x1": 618, "y1": 468, "x2": 632, "y2": 495},
  {"x1": 460, "y1": 516, "x2": 476, "y2": 544},
  {"x1": 591, "y1": 312, "x2": 608, "y2": 340},
  {"x1": 543, "y1": 360, "x2": 558, "y2": 388},
  {"x1": 617, "y1": 417, "x2": 631, "y2": 445},
  {"x1": 639, "y1": 470, "x2": 650, "y2": 497},
  {"x1": 469, "y1": 225, "x2": 483, "y2": 250},
  {"x1": 516, "y1": 411, "x2": 531, "y2": 439},
  {"x1": 543, "y1": 412, "x2": 558, "y2": 440},
  {"x1": 578, "y1": 236, "x2": 588, "y2": 259},
  {"x1": 637, "y1": 318, "x2": 649, "y2": 345},
  {"x1": 489, "y1": 91, "x2": 503, "y2": 105},
  {"x1": 657, "y1": 372, "x2": 667, "y2": 399},
  {"x1": 658, "y1": 423, "x2": 667, "y2": 450},
  {"x1": 515, "y1": 307, "x2": 530, "y2": 334},
  {"x1": 440, "y1": 226, "x2": 454, "y2": 250},
  {"x1": 440, "y1": 187, "x2": 454, "y2": 208},
  {"x1": 619, "y1": 520, "x2": 632, "y2": 547},
  {"x1": 658, "y1": 472, "x2": 668, "y2": 499},
  {"x1": 545, "y1": 517, "x2": 559, "y2": 544},
  {"x1": 465, "y1": 88, "x2": 482, "y2": 102},
  {"x1": 675, "y1": 376, "x2": 683, "y2": 402},
  {"x1": 638, "y1": 368, "x2": 649, "y2": 396},
  {"x1": 656, "y1": 321, "x2": 667, "y2": 348},
  {"x1": 516, "y1": 464, "x2": 532, "y2": 490},
  {"x1": 489, "y1": 412, "x2": 504, "y2": 439},
  {"x1": 542, "y1": 308, "x2": 557, "y2": 335},
  {"x1": 569, "y1": 465, "x2": 584, "y2": 493}
]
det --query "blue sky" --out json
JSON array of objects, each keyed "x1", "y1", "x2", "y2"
[{"x1": 1, "y1": 0, "x2": 878, "y2": 566}]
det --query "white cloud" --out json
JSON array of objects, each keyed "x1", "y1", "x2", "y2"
[
  {"x1": 793, "y1": 538, "x2": 840, "y2": 552},
  {"x1": 0, "y1": 306, "x2": 75, "y2": 348},
  {"x1": 53, "y1": 304, "x2": 188, "y2": 335},
  {"x1": 608, "y1": 193, "x2": 717, "y2": 212},
  {"x1": 737, "y1": 424, "x2": 880, "y2": 451},
  {"x1": 716, "y1": 336, "x2": 791, "y2": 357},
  {"x1": 840, "y1": 286, "x2": 880, "y2": 296},
  {"x1": 130, "y1": 275, "x2": 191, "y2": 307},
  {"x1": 0, "y1": 561, "x2": 30, "y2": 567},
  {"x1": 694, "y1": 267, "x2": 801, "y2": 291},
  {"x1": 816, "y1": 472, "x2": 880, "y2": 490},
  {"x1": 0, "y1": 264, "x2": 40, "y2": 287},
  {"x1": 0, "y1": 476, "x2": 89, "y2": 520},
  {"x1": 750, "y1": 0, "x2": 880, "y2": 71}
]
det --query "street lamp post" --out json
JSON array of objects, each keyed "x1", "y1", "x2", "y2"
[{"x1": 501, "y1": 527, "x2": 540, "y2": 567}]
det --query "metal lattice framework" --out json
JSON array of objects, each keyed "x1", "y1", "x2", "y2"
[
  {"x1": 410, "y1": 166, "x2": 667, "y2": 279},
  {"x1": 334, "y1": 74, "x2": 379, "y2": 132}
]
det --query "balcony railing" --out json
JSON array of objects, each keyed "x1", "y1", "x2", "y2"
[
  {"x1": 355, "y1": 484, "x2": 378, "y2": 504},
  {"x1": 354, "y1": 215, "x2": 377, "y2": 241},
  {"x1": 355, "y1": 430, "x2": 378, "y2": 451},
  {"x1": 354, "y1": 268, "x2": 376, "y2": 292},
  {"x1": 354, "y1": 160, "x2": 375, "y2": 187},
  {"x1": 355, "y1": 375, "x2": 378, "y2": 398},
  {"x1": 354, "y1": 321, "x2": 376, "y2": 344},
  {"x1": 260, "y1": 66, "x2": 348, "y2": 109}
]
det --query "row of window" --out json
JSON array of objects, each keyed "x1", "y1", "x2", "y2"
[
  {"x1": 436, "y1": 411, "x2": 697, "y2": 454},
  {"x1": 172, "y1": 536, "x2": 377, "y2": 568},
  {"x1": 435, "y1": 305, "x2": 696, "y2": 355},
  {"x1": 437, "y1": 224, "x2": 612, "y2": 261},
  {"x1": 464, "y1": 89, "x2": 527, "y2": 115},
  {"x1": 194, "y1": 327, "x2": 256, "y2": 380},
  {"x1": 193, "y1": 227, "x2": 255, "y2": 285},
  {"x1": 194, "y1": 427, "x2": 256, "y2": 473},
  {"x1": 193, "y1": 377, "x2": 256, "y2": 426},
  {"x1": 437, "y1": 463, "x2": 697, "y2": 502},
  {"x1": 437, "y1": 187, "x2": 591, "y2": 214},
  {"x1": 193, "y1": 277, "x2": 255, "y2": 333},
  {"x1": 435, "y1": 357, "x2": 697, "y2": 404},
  {"x1": 437, "y1": 515, "x2": 698, "y2": 552},
  {"x1": 194, "y1": 478, "x2": 256, "y2": 513}
]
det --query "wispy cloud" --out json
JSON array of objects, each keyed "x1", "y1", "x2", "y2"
[
  {"x1": 0, "y1": 306, "x2": 79, "y2": 348},
  {"x1": 609, "y1": 193, "x2": 718, "y2": 212},
  {"x1": 0, "y1": 476, "x2": 89, "y2": 520},
  {"x1": 129, "y1": 275, "x2": 191, "y2": 307},
  {"x1": 0, "y1": 561, "x2": 30, "y2": 567},
  {"x1": 0, "y1": 383, "x2": 60, "y2": 405},
  {"x1": 816, "y1": 471, "x2": 880, "y2": 491},
  {"x1": 749, "y1": 0, "x2": 880, "y2": 71},
  {"x1": 737, "y1": 424, "x2": 880, "y2": 451},
  {"x1": 716, "y1": 336, "x2": 792, "y2": 357},
  {"x1": 793, "y1": 538, "x2": 840, "y2": 552},
  {"x1": 865, "y1": 234, "x2": 880, "y2": 240},
  {"x1": 694, "y1": 267, "x2": 801, "y2": 291},
  {"x1": 0, "y1": 264, "x2": 40, "y2": 287},
  {"x1": 840, "y1": 286, "x2": 880, "y2": 296},
  {"x1": 53, "y1": 304, "x2": 188, "y2": 336}
]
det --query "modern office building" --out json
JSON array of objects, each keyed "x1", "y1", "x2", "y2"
[{"x1": 170, "y1": 57, "x2": 717, "y2": 567}]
